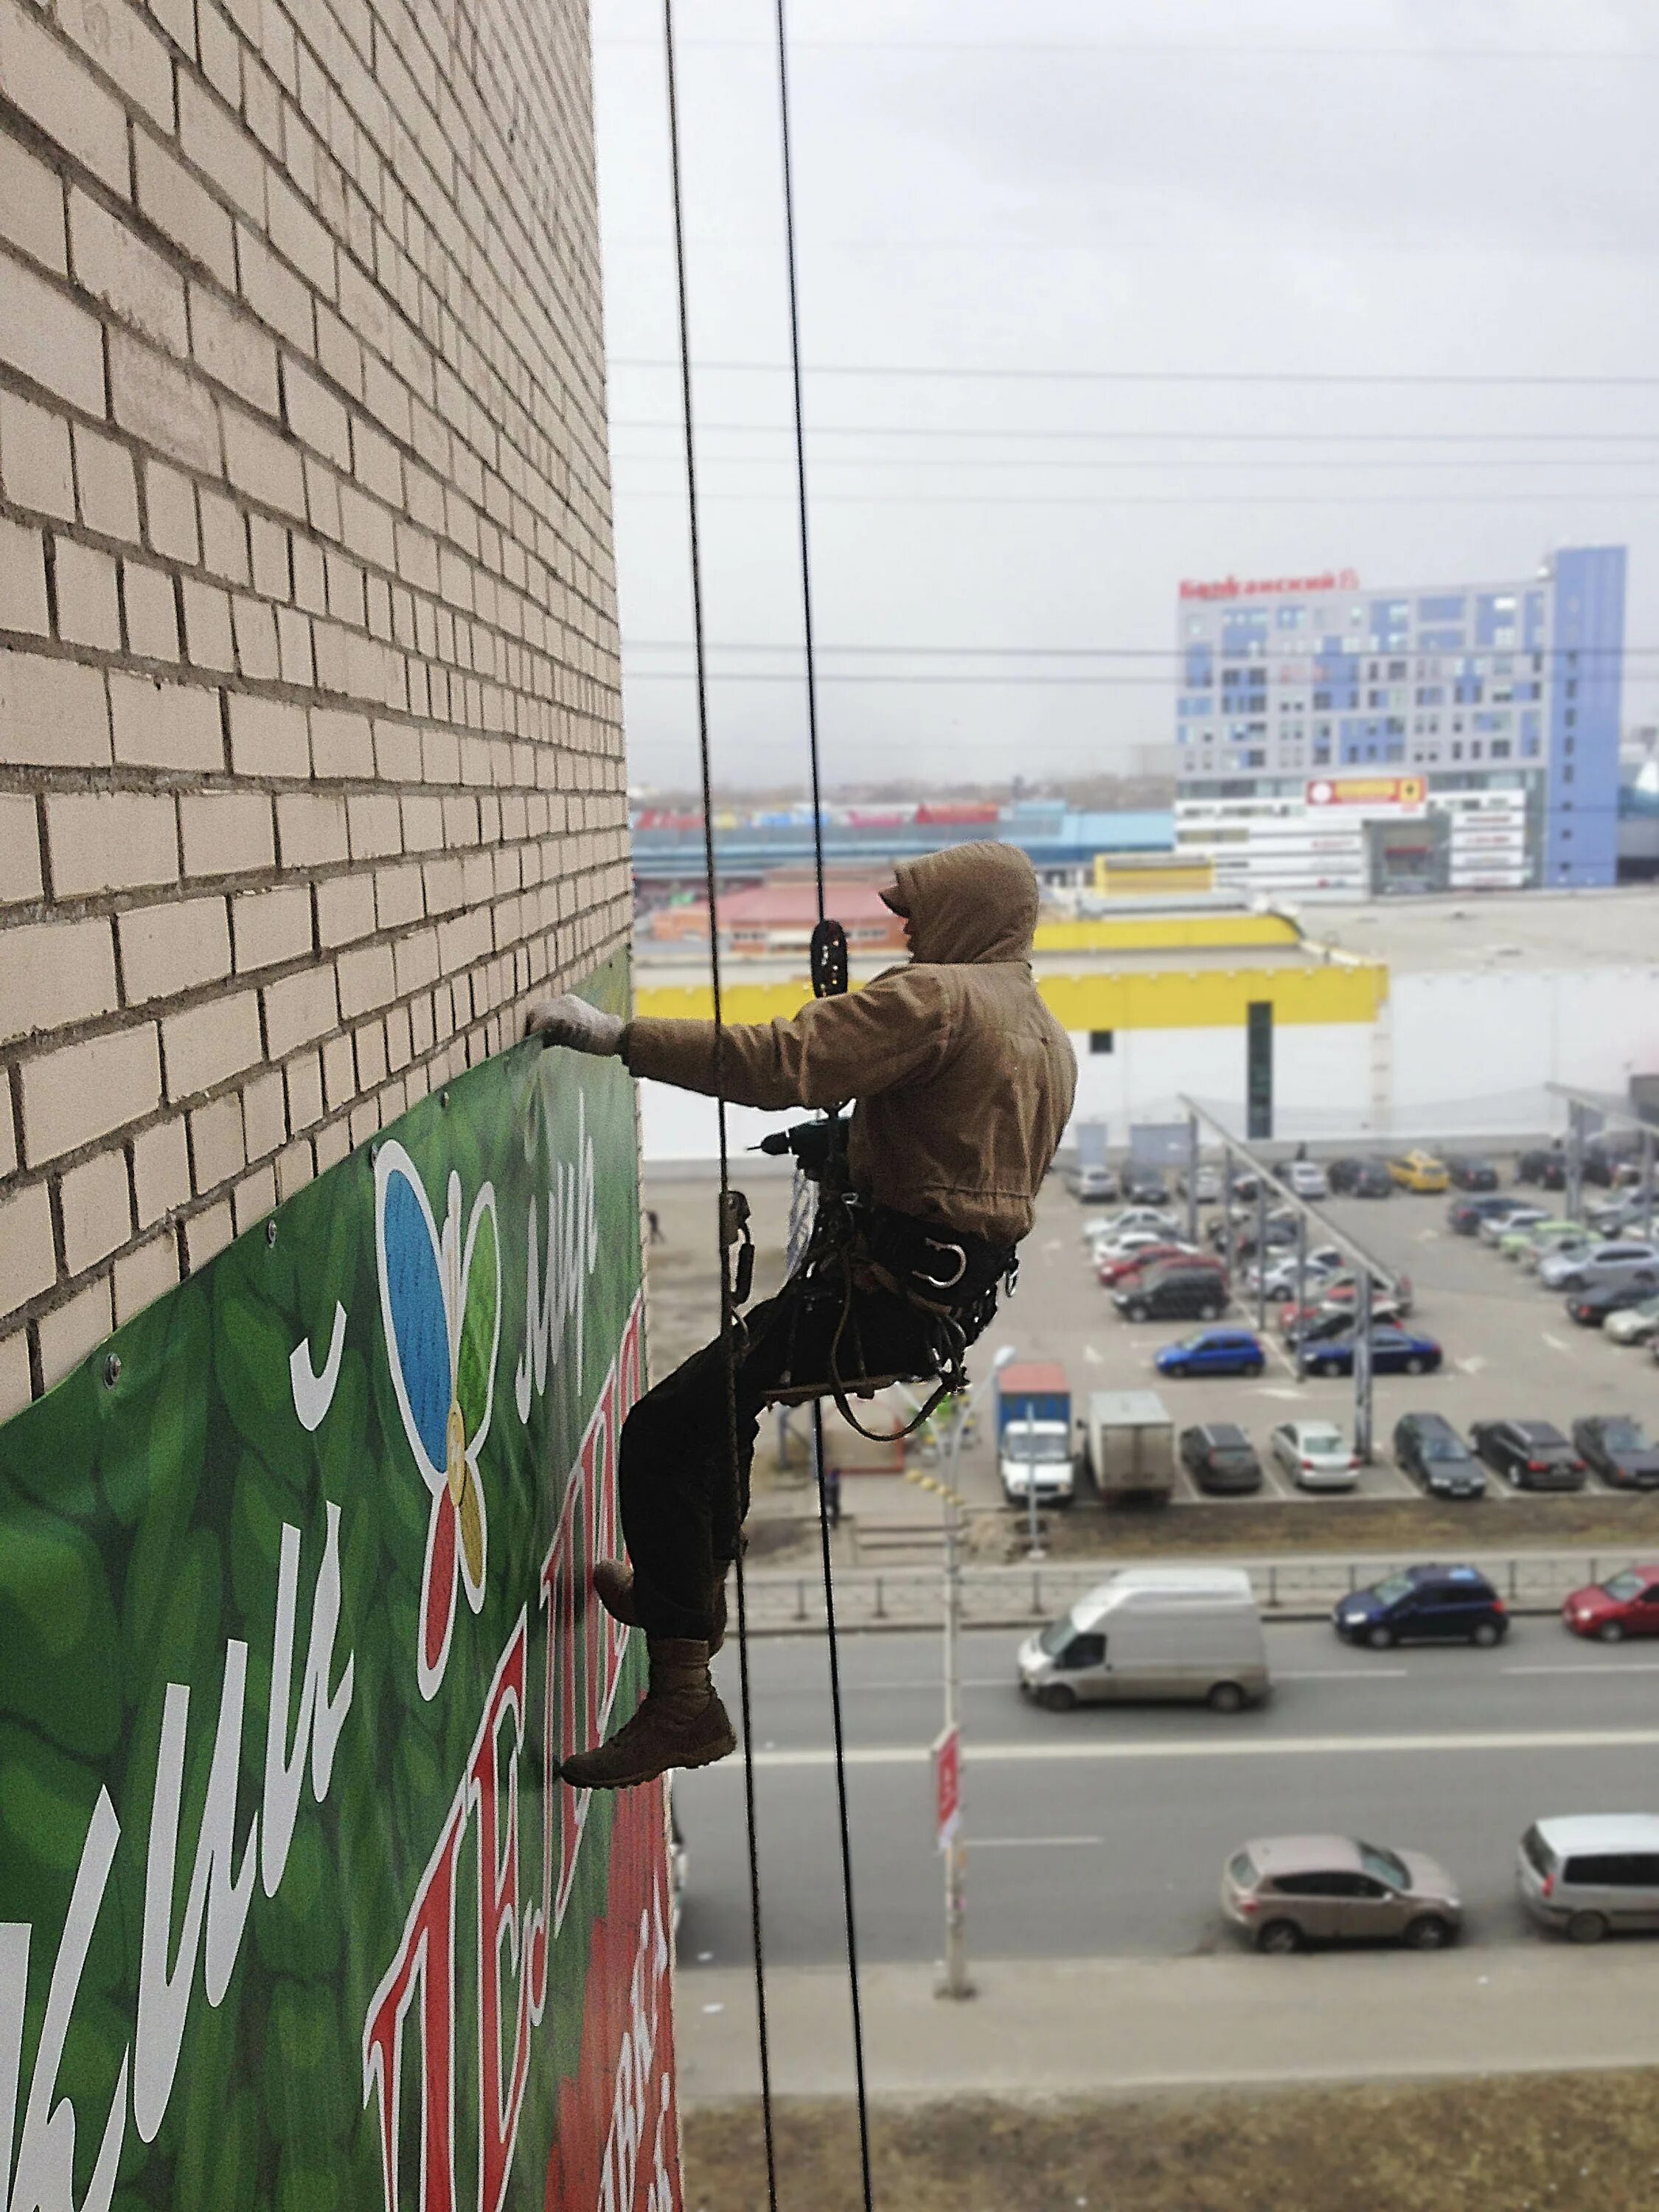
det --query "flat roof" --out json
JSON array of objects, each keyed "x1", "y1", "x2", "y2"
[
  {"x1": 636, "y1": 942, "x2": 1329, "y2": 990},
  {"x1": 1296, "y1": 887, "x2": 1659, "y2": 975}
]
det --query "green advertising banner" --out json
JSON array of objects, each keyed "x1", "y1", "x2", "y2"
[{"x1": 0, "y1": 952, "x2": 683, "y2": 2212}]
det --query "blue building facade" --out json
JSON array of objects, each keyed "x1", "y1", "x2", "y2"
[{"x1": 1175, "y1": 547, "x2": 1627, "y2": 888}]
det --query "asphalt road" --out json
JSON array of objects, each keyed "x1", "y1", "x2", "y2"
[{"x1": 675, "y1": 1618, "x2": 1659, "y2": 1970}]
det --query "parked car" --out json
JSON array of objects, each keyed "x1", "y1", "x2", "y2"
[
  {"x1": 1097, "y1": 1239, "x2": 1213, "y2": 1287},
  {"x1": 1334, "y1": 1564, "x2": 1507, "y2": 1649},
  {"x1": 1518, "y1": 1815, "x2": 1659, "y2": 1943},
  {"x1": 1605, "y1": 1295, "x2": 1659, "y2": 1347},
  {"x1": 1516, "y1": 1148, "x2": 1568, "y2": 1191},
  {"x1": 1446, "y1": 1155, "x2": 1500, "y2": 1192},
  {"x1": 1571, "y1": 1415, "x2": 1659, "y2": 1489},
  {"x1": 1582, "y1": 1134, "x2": 1646, "y2": 1189},
  {"x1": 1218, "y1": 1214, "x2": 1301, "y2": 1263},
  {"x1": 1084, "y1": 1206, "x2": 1179, "y2": 1246},
  {"x1": 1269, "y1": 1418, "x2": 1358, "y2": 1490},
  {"x1": 1328, "y1": 1157, "x2": 1394, "y2": 1197},
  {"x1": 1065, "y1": 1162, "x2": 1117, "y2": 1202},
  {"x1": 1497, "y1": 1217, "x2": 1582, "y2": 1263},
  {"x1": 1447, "y1": 1192, "x2": 1532, "y2": 1236},
  {"x1": 1116, "y1": 1265, "x2": 1232, "y2": 1324},
  {"x1": 1284, "y1": 1158, "x2": 1328, "y2": 1199},
  {"x1": 1178, "y1": 1163, "x2": 1223, "y2": 1203},
  {"x1": 1093, "y1": 1228, "x2": 1175, "y2": 1271},
  {"x1": 1392, "y1": 1411, "x2": 1486, "y2": 1499},
  {"x1": 1155, "y1": 1328, "x2": 1265, "y2": 1379},
  {"x1": 1470, "y1": 1418, "x2": 1587, "y2": 1491},
  {"x1": 1388, "y1": 1150, "x2": 1451, "y2": 1194},
  {"x1": 1539, "y1": 1240, "x2": 1659, "y2": 1295},
  {"x1": 1297, "y1": 1324, "x2": 1443, "y2": 1378},
  {"x1": 1223, "y1": 1836, "x2": 1462, "y2": 1953},
  {"x1": 1478, "y1": 1203, "x2": 1551, "y2": 1247},
  {"x1": 1121, "y1": 1169, "x2": 1172, "y2": 1205},
  {"x1": 1562, "y1": 1565, "x2": 1659, "y2": 1641},
  {"x1": 1565, "y1": 1281, "x2": 1658, "y2": 1329},
  {"x1": 1277, "y1": 1273, "x2": 1411, "y2": 1336},
  {"x1": 1179, "y1": 1422, "x2": 1265, "y2": 1495},
  {"x1": 1248, "y1": 1252, "x2": 1342, "y2": 1304}
]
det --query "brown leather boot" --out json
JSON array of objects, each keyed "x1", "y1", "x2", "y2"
[
  {"x1": 561, "y1": 1639, "x2": 736, "y2": 1791},
  {"x1": 591, "y1": 1559, "x2": 727, "y2": 1655}
]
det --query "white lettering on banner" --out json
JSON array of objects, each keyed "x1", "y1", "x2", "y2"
[
  {"x1": 0, "y1": 1512, "x2": 356, "y2": 2187},
  {"x1": 598, "y1": 1894, "x2": 672, "y2": 2212},
  {"x1": 4, "y1": 1796, "x2": 128, "y2": 2212},
  {"x1": 290, "y1": 1303, "x2": 348, "y2": 1431},
  {"x1": 515, "y1": 1093, "x2": 601, "y2": 1424}
]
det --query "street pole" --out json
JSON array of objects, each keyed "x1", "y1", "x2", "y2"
[
  {"x1": 1293, "y1": 1208, "x2": 1308, "y2": 1382},
  {"x1": 1644, "y1": 1127, "x2": 1655, "y2": 1244},
  {"x1": 1354, "y1": 1262, "x2": 1374, "y2": 1463},
  {"x1": 940, "y1": 1404, "x2": 972, "y2": 2000},
  {"x1": 1254, "y1": 1180, "x2": 1268, "y2": 1329},
  {"x1": 1565, "y1": 1103, "x2": 1584, "y2": 1225},
  {"x1": 1222, "y1": 1152, "x2": 1237, "y2": 1281},
  {"x1": 1024, "y1": 1447, "x2": 1043, "y2": 1562},
  {"x1": 1186, "y1": 1112, "x2": 1200, "y2": 1246}
]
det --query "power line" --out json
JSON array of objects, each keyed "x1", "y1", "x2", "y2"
[
  {"x1": 612, "y1": 358, "x2": 1659, "y2": 388},
  {"x1": 623, "y1": 640, "x2": 1659, "y2": 661},
  {"x1": 611, "y1": 420, "x2": 1659, "y2": 447},
  {"x1": 616, "y1": 485, "x2": 1659, "y2": 507},
  {"x1": 600, "y1": 36, "x2": 1658, "y2": 63},
  {"x1": 613, "y1": 451, "x2": 1659, "y2": 474}
]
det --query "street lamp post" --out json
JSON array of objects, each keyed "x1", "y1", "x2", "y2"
[{"x1": 937, "y1": 1343, "x2": 1015, "y2": 2002}]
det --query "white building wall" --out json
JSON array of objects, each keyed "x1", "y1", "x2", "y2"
[{"x1": 1389, "y1": 967, "x2": 1659, "y2": 1129}]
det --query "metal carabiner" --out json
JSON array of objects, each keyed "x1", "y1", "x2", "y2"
[{"x1": 917, "y1": 1237, "x2": 968, "y2": 1290}]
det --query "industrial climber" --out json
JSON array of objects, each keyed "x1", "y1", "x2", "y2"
[{"x1": 527, "y1": 841, "x2": 1078, "y2": 1790}]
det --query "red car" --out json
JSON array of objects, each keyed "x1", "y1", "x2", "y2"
[
  {"x1": 1276, "y1": 1273, "x2": 1412, "y2": 1338},
  {"x1": 1562, "y1": 1566, "x2": 1659, "y2": 1643},
  {"x1": 1097, "y1": 1242, "x2": 1217, "y2": 1288}
]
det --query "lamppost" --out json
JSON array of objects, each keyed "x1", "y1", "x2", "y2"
[{"x1": 919, "y1": 1341, "x2": 1015, "y2": 2003}]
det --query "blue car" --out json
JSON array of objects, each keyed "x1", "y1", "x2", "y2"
[
  {"x1": 1155, "y1": 1328, "x2": 1266, "y2": 1379},
  {"x1": 1333, "y1": 1564, "x2": 1507, "y2": 1649},
  {"x1": 1298, "y1": 1324, "x2": 1442, "y2": 1379}
]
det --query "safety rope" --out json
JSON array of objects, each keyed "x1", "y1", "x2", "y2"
[
  {"x1": 774, "y1": 1, "x2": 877, "y2": 2203},
  {"x1": 661, "y1": 8, "x2": 778, "y2": 2205}
]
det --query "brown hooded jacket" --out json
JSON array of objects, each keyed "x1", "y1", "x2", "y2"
[{"x1": 622, "y1": 842, "x2": 1077, "y2": 1244}]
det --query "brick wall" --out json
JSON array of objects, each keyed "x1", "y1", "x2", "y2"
[{"x1": 0, "y1": 0, "x2": 627, "y2": 1421}]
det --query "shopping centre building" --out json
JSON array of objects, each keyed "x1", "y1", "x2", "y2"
[{"x1": 1172, "y1": 547, "x2": 1627, "y2": 894}]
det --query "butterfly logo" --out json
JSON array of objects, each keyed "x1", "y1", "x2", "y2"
[{"x1": 375, "y1": 1141, "x2": 501, "y2": 1700}]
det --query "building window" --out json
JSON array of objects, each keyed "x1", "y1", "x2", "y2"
[
  {"x1": 1492, "y1": 740, "x2": 1512, "y2": 759},
  {"x1": 1564, "y1": 709, "x2": 1576, "y2": 730},
  {"x1": 1563, "y1": 765, "x2": 1575, "y2": 785},
  {"x1": 1089, "y1": 1030, "x2": 1114, "y2": 1054}
]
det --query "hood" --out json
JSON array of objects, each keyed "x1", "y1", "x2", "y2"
[{"x1": 886, "y1": 842, "x2": 1039, "y2": 964}]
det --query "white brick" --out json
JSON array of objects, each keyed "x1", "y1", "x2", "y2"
[
  {"x1": 262, "y1": 964, "x2": 336, "y2": 1056},
  {"x1": 314, "y1": 871, "x2": 375, "y2": 946},
  {"x1": 0, "y1": 791, "x2": 41, "y2": 903},
  {"x1": 132, "y1": 1113, "x2": 189, "y2": 1225},
  {"x1": 69, "y1": 189, "x2": 189, "y2": 355},
  {"x1": 58, "y1": 1149, "x2": 133, "y2": 1276},
  {"x1": 0, "y1": 1178, "x2": 56, "y2": 1304},
  {"x1": 181, "y1": 1196, "x2": 233, "y2": 1270},
  {"x1": 189, "y1": 1091, "x2": 245, "y2": 1188},
  {"x1": 145, "y1": 458, "x2": 201, "y2": 561},
  {"x1": 111, "y1": 328, "x2": 222, "y2": 476},
  {"x1": 180, "y1": 788, "x2": 274, "y2": 876},
  {"x1": 52, "y1": 536, "x2": 122, "y2": 650},
  {"x1": 223, "y1": 408, "x2": 307, "y2": 520},
  {"x1": 228, "y1": 691, "x2": 309, "y2": 777},
  {"x1": 0, "y1": 649, "x2": 109, "y2": 768},
  {"x1": 19, "y1": 1023, "x2": 161, "y2": 1163},
  {"x1": 275, "y1": 790, "x2": 347, "y2": 866},
  {"x1": 0, "y1": 130, "x2": 66, "y2": 276},
  {"x1": 46, "y1": 790, "x2": 176, "y2": 895},
  {"x1": 190, "y1": 282, "x2": 281, "y2": 412},
  {"x1": 117, "y1": 894, "x2": 232, "y2": 1001},
  {"x1": 114, "y1": 1229, "x2": 181, "y2": 1324},
  {"x1": 0, "y1": 915, "x2": 117, "y2": 1042},
  {"x1": 161, "y1": 989, "x2": 262, "y2": 1099},
  {"x1": 135, "y1": 128, "x2": 235, "y2": 287},
  {"x1": 110, "y1": 671, "x2": 223, "y2": 771},
  {"x1": 122, "y1": 559, "x2": 181, "y2": 659},
  {"x1": 0, "y1": 0, "x2": 130, "y2": 199},
  {"x1": 0, "y1": 1329, "x2": 30, "y2": 1424},
  {"x1": 37, "y1": 1276, "x2": 115, "y2": 1392},
  {"x1": 231, "y1": 883, "x2": 310, "y2": 970},
  {"x1": 56, "y1": 0, "x2": 176, "y2": 131},
  {"x1": 0, "y1": 390, "x2": 75, "y2": 519},
  {"x1": 180, "y1": 577, "x2": 236, "y2": 669},
  {"x1": 241, "y1": 1067, "x2": 285, "y2": 1156},
  {"x1": 74, "y1": 425, "x2": 142, "y2": 541},
  {"x1": 0, "y1": 516, "x2": 49, "y2": 633}
]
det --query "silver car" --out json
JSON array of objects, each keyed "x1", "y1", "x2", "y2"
[
  {"x1": 1539, "y1": 1240, "x2": 1659, "y2": 1294},
  {"x1": 1222, "y1": 1834, "x2": 1463, "y2": 1952},
  {"x1": 1518, "y1": 1814, "x2": 1659, "y2": 1942}
]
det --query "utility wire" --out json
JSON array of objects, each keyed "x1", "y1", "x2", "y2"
[
  {"x1": 661, "y1": 6, "x2": 779, "y2": 2208},
  {"x1": 774, "y1": 1, "x2": 877, "y2": 2203},
  {"x1": 614, "y1": 358, "x2": 1659, "y2": 388},
  {"x1": 613, "y1": 420, "x2": 1659, "y2": 446}
]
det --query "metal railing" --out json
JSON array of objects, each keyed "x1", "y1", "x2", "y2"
[{"x1": 737, "y1": 1551, "x2": 1646, "y2": 1634}]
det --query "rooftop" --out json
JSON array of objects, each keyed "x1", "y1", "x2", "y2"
[{"x1": 1298, "y1": 887, "x2": 1659, "y2": 975}]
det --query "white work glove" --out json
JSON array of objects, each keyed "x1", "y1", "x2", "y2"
[{"x1": 525, "y1": 995, "x2": 625, "y2": 1057}]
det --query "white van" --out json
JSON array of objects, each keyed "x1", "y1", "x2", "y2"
[
  {"x1": 1016, "y1": 1567, "x2": 1270, "y2": 1714},
  {"x1": 1517, "y1": 1814, "x2": 1659, "y2": 1941}
]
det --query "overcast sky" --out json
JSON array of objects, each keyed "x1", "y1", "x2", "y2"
[{"x1": 591, "y1": 0, "x2": 1659, "y2": 792}]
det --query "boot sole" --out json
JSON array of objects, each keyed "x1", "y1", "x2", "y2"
[{"x1": 562, "y1": 1721, "x2": 737, "y2": 1793}]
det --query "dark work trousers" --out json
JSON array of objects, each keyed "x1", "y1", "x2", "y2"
[{"x1": 619, "y1": 1273, "x2": 960, "y2": 1643}]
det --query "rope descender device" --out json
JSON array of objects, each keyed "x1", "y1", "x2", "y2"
[
  {"x1": 810, "y1": 917, "x2": 848, "y2": 1000},
  {"x1": 720, "y1": 1186, "x2": 756, "y2": 1307}
]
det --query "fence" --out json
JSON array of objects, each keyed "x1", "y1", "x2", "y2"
[{"x1": 739, "y1": 1551, "x2": 1646, "y2": 1634}]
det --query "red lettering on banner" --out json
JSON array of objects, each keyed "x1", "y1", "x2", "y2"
[
  {"x1": 364, "y1": 1805, "x2": 465, "y2": 2212},
  {"x1": 467, "y1": 1618, "x2": 534, "y2": 2212},
  {"x1": 1180, "y1": 566, "x2": 1359, "y2": 602}
]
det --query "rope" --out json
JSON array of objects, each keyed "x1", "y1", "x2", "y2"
[
  {"x1": 661, "y1": 7, "x2": 778, "y2": 2205},
  {"x1": 775, "y1": 4, "x2": 877, "y2": 2205}
]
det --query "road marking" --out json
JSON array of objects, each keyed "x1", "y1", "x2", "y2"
[
  {"x1": 967, "y1": 1834, "x2": 1104, "y2": 1849},
  {"x1": 1255, "y1": 1384, "x2": 1303, "y2": 1402},
  {"x1": 1276, "y1": 1667, "x2": 1409, "y2": 1680},
  {"x1": 1458, "y1": 1355, "x2": 1487, "y2": 1375},
  {"x1": 722, "y1": 1727, "x2": 1659, "y2": 1772},
  {"x1": 1043, "y1": 1238, "x2": 1062, "y2": 1253},
  {"x1": 1083, "y1": 1343, "x2": 1102, "y2": 1366},
  {"x1": 1504, "y1": 1660, "x2": 1659, "y2": 1676},
  {"x1": 1542, "y1": 1332, "x2": 1571, "y2": 1353}
]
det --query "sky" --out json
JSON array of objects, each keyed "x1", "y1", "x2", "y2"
[{"x1": 590, "y1": 0, "x2": 1659, "y2": 792}]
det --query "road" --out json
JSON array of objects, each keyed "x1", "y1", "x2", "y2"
[{"x1": 675, "y1": 1619, "x2": 1659, "y2": 1971}]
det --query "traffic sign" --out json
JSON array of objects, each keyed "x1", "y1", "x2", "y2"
[{"x1": 934, "y1": 1725, "x2": 961, "y2": 1851}]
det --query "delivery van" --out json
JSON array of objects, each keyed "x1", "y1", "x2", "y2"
[{"x1": 1016, "y1": 1566, "x2": 1270, "y2": 1714}]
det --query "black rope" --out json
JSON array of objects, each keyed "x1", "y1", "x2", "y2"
[
  {"x1": 661, "y1": 7, "x2": 778, "y2": 2205},
  {"x1": 776, "y1": 4, "x2": 877, "y2": 2205}
]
